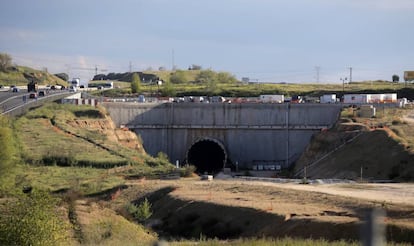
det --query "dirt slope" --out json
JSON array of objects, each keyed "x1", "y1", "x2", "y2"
[
  {"x1": 294, "y1": 122, "x2": 414, "y2": 181},
  {"x1": 67, "y1": 114, "x2": 145, "y2": 153}
]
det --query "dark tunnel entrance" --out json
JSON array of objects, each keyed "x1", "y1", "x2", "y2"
[{"x1": 187, "y1": 139, "x2": 227, "y2": 174}]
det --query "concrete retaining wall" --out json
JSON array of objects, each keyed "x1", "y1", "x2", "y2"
[{"x1": 103, "y1": 102, "x2": 342, "y2": 169}]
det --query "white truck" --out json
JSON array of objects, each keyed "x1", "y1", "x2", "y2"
[
  {"x1": 259, "y1": 95, "x2": 284, "y2": 103},
  {"x1": 70, "y1": 78, "x2": 80, "y2": 88}
]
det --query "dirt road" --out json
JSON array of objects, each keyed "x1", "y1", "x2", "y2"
[{"x1": 242, "y1": 181, "x2": 414, "y2": 206}]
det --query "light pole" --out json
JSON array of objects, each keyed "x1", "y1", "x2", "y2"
[{"x1": 340, "y1": 77, "x2": 348, "y2": 101}]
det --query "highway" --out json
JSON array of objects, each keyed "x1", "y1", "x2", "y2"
[{"x1": 0, "y1": 87, "x2": 72, "y2": 116}]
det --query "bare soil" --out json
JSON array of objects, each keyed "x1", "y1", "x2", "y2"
[{"x1": 106, "y1": 178, "x2": 414, "y2": 243}]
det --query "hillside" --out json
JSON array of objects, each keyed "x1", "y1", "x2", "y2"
[
  {"x1": 16, "y1": 104, "x2": 146, "y2": 168},
  {"x1": 294, "y1": 107, "x2": 414, "y2": 181},
  {"x1": 0, "y1": 66, "x2": 68, "y2": 86}
]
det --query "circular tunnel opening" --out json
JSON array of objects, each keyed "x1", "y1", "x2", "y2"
[{"x1": 187, "y1": 139, "x2": 226, "y2": 174}]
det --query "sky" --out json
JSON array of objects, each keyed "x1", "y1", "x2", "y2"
[{"x1": 1, "y1": 0, "x2": 413, "y2": 83}]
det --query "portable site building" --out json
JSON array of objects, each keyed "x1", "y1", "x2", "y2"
[
  {"x1": 343, "y1": 94, "x2": 370, "y2": 104},
  {"x1": 320, "y1": 94, "x2": 336, "y2": 104}
]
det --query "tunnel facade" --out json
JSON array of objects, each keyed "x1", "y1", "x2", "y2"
[
  {"x1": 186, "y1": 138, "x2": 227, "y2": 174},
  {"x1": 103, "y1": 102, "x2": 342, "y2": 170}
]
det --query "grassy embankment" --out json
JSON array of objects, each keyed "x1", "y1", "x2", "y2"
[
  {"x1": 0, "y1": 103, "x2": 175, "y2": 245},
  {"x1": 0, "y1": 66, "x2": 68, "y2": 87},
  {"x1": 8, "y1": 103, "x2": 174, "y2": 193}
]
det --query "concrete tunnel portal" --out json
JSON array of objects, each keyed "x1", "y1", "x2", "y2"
[{"x1": 187, "y1": 138, "x2": 227, "y2": 174}]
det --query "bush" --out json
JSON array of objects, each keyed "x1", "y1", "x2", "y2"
[
  {"x1": 179, "y1": 165, "x2": 196, "y2": 177},
  {"x1": 126, "y1": 198, "x2": 152, "y2": 222}
]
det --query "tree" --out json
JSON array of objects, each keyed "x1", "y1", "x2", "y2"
[
  {"x1": 196, "y1": 69, "x2": 216, "y2": 83},
  {"x1": 392, "y1": 74, "x2": 400, "y2": 83},
  {"x1": 161, "y1": 80, "x2": 176, "y2": 97},
  {"x1": 196, "y1": 70, "x2": 220, "y2": 95},
  {"x1": 0, "y1": 190, "x2": 69, "y2": 245},
  {"x1": 170, "y1": 70, "x2": 188, "y2": 84},
  {"x1": 217, "y1": 72, "x2": 238, "y2": 84},
  {"x1": 0, "y1": 53, "x2": 12, "y2": 72},
  {"x1": 131, "y1": 73, "x2": 141, "y2": 94}
]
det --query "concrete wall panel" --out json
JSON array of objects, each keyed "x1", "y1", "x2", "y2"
[{"x1": 103, "y1": 102, "x2": 342, "y2": 169}]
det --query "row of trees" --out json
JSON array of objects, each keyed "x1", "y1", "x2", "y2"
[
  {"x1": 170, "y1": 69, "x2": 237, "y2": 84},
  {"x1": 130, "y1": 69, "x2": 237, "y2": 96}
]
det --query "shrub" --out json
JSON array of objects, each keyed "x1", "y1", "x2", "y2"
[
  {"x1": 126, "y1": 198, "x2": 152, "y2": 223},
  {"x1": 0, "y1": 190, "x2": 69, "y2": 246},
  {"x1": 179, "y1": 165, "x2": 196, "y2": 177}
]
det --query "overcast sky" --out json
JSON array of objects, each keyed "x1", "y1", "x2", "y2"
[{"x1": 1, "y1": 0, "x2": 413, "y2": 83}]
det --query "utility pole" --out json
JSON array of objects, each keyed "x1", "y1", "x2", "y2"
[
  {"x1": 315, "y1": 66, "x2": 320, "y2": 83},
  {"x1": 129, "y1": 61, "x2": 132, "y2": 73},
  {"x1": 349, "y1": 67, "x2": 353, "y2": 83}
]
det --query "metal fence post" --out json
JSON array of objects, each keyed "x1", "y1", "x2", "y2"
[{"x1": 362, "y1": 208, "x2": 386, "y2": 246}]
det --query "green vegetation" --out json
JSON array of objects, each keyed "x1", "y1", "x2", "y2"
[
  {"x1": 0, "y1": 53, "x2": 68, "y2": 86},
  {"x1": 0, "y1": 190, "x2": 70, "y2": 246},
  {"x1": 126, "y1": 198, "x2": 153, "y2": 223},
  {"x1": 0, "y1": 101, "x2": 173, "y2": 245},
  {"x1": 16, "y1": 104, "x2": 138, "y2": 168},
  {"x1": 1, "y1": 61, "x2": 414, "y2": 244},
  {"x1": 130, "y1": 72, "x2": 141, "y2": 93},
  {"x1": 94, "y1": 70, "x2": 414, "y2": 98}
]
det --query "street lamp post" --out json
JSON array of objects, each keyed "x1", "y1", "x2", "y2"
[{"x1": 340, "y1": 77, "x2": 348, "y2": 102}]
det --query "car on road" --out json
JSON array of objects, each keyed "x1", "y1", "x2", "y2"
[
  {"x1": 11, "y1": 87, "x2": 20, "y2": 92},
  {"x1": 38, "y1": 90, "x2": 47, "y2": 97},
  {"x1": 29, "y1": 92, "x2": 37, "y2": 99}
]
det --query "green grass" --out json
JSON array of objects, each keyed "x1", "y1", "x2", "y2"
[
  {"x1": 5, "y1": 102, "x2": 174, "y2": 195},
  {"x1": 13, "y1": 165, "x2": 124, "y2": 195},
  {"x1": 0, "y1": 66, "x2": 68, "y2": 86},
  {"x1": 14, "y1": 103, "x2": 147, "y2": 168}
]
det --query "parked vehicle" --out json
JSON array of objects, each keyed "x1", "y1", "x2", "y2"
[
  {"x1": 291, "y1": 95, "x2": 303, "y2": 103},
  {"x1": 320, "y1": 94, "x2": 337, "y2": 104},
  {"x1": 138, "y1": 95, "x2": 146, "y2": 103},
  {"x1": 259, "y1": 94, "x2": 284, "y2": 103},
  {"x1": 210, "y1": 96, "x2": 226, "y2": 103}
]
